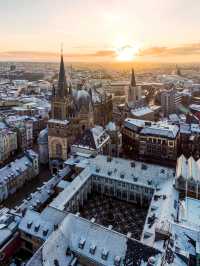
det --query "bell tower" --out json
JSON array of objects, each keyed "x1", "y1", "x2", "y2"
[{"x1": 48, "y1": 49, "x2": 71, "y2": 173}]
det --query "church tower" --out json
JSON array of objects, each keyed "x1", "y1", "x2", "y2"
[
  {"x1": 48, "y1": 50, "x2": 71, "y2": 173},
  {"x1": 51, "y1": 49, "x2": 72, "y2": 120},
  {"x1": 128, "y1": 68, "x2": 141, "y2": 107}
]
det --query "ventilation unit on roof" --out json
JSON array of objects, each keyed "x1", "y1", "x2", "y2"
[
  {"x1": 66, "y1": 247, "x2": 71, "y2": 256},
  {"x1": 54, "y1": 259, "x2": 59, "y2": 266},
  {"x1": 27, "y1": 221, "x2": 32, "y2": 229},
  {"x1": 90, "y1": 218, "x2": 95, "y2": 223},
  {"x1": 131, "y1": 161, "x2": 135, "y2": 168},
  {"x1": 96, "y1": 167, "x2": 100, "y2": 173},
  {"x1": 120, "y1": 173, "x2": 125, "y2": 179},
  {"x1": 133, "y1": 177, "x2": 138, "y2": 182},
  {"x1": 114, "y1": 256, "x2": 121, "y2": 266},
  {"x1": 142, "y1": 164, "x2": 147, "y2": 170},
  {"x1": 101, "y1": 249, "x2": 109, "y2": 260},
  {"x1": 108, "y1": 170, "x2": 112, "y2": 176},
  {"x1": 89, "y1": 244, "x2": 96, "y2": 255}
]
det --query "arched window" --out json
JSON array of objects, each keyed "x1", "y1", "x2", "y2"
[{"x1": 55, "y1": 143, "x2": 62, "y2": 158}]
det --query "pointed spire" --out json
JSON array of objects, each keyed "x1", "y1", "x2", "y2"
[
  {"x1": 58, "y1": 45, "x2": 67, "y2": 97},
  {"x1": 131, "y1": 68, "x2": 136, "y2": 87}
]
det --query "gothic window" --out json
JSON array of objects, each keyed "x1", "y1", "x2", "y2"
[{"x1": 55, "y1": 143, "x2": 62, "y2": 158}]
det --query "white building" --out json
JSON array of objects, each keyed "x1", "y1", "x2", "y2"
[
  {"x1": 0, "y1": 150, "x2": 39, "y2": 202},
  {"x1": 0, "y1": 128, "x2": 17, "y2": 163}
]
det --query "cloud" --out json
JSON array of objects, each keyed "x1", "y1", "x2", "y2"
[
  {"x1": 0, "y1": 50, "x2": 116, "y2": 61},
  {"x1": 139, "y1": 43, "x2": 200, "y2": 57}
]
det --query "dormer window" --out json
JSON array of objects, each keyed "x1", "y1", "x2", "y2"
[
  {"x1": 43, "y1": 229, "x2": 49, "y2": 236},
  {"x1": 79, "y1": 238, "x2": 86, "y2": 249},
  {"x1": 27, "y1": 221, "x2": 32, "y2": 229},
  {"x1": 34, "y1": 223, "x2": 40, "y2": 232},
  {"x1": 89, "y1": 244, "x2": 96, "y2": 255},
  {"x1": 101, "y1": 249, "x2": 109, "y2": 260}
]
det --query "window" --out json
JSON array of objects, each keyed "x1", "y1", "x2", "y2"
[{"x1": 55, "y1": 143, "x2": 62, "y2": 158}]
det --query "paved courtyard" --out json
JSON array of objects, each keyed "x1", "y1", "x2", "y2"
[{"x1": 79, "y1": 192, "x2": 148, "y2": 240}]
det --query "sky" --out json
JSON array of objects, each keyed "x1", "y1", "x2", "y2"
[{"x1": 0, "y1": 0, "x2": 200, "y2": 62}]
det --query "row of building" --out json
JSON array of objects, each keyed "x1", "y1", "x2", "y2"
[{"x1": 0, "y1": 150, "x2": 39, "y2": 202}]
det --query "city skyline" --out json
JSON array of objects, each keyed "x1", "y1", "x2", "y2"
[{"x1": 1, "y1": 0, "x2": 200, "y2": 62}]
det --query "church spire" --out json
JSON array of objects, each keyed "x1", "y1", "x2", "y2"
[
  {"x1": 131, "y1": 68, "x2": 136, "y2": 87},
  {"x1": 58, "y1": 45, "x2": 67, "y2": 97}
]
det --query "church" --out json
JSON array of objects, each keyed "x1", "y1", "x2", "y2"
[{"x1": 48, "y1": 52, "x2": 113, "y2": 173}]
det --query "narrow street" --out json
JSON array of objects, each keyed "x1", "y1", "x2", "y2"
[{"x1": 2, "y1": 165, "x2": 51, "y2": 209}]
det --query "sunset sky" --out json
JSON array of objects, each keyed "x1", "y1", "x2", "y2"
[{"x1": 1, "y1": 0, "x2": 200, "y2": 62}]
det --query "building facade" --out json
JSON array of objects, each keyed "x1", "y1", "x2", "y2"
[
  {"x1": 160, "y1": 88, "x2": 182, "y2": 116},
  {"x1": 122, "y1": 118, "x2": 179, "y2": 162}
]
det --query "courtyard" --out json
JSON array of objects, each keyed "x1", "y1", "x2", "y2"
[{"x1": 79, "y1": 192, "x2": 148, "y2": 240}]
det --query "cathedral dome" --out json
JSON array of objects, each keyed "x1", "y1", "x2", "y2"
[
  {"x1": 76, "y1": 89, "x2": 92, "y2": 111},
  {"x1": 38, "y1": 128, "x2": 48, "y2": 145}
]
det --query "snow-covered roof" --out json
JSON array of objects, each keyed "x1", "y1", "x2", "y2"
[
  {"x1": 27, "y1": 213, "x2": 162, "y2": 266},
  {"x1": 106, "y1": 121, "x2": 117, "y2": 131},
  {"x1": 16, "y1": 167, "x2": 71, "y2": 213},
  {"x1": 124, "y1": 118, "x2": 146, "y2": 131},
  {"x1": 140, "y1": 122, "x2": 179, "y2": 139},
  {"x1": 50, "y1": 155, "x2": 174, "y2": 212},
  {"x1": 0, "y1": 154, "x2": 33, "y2": 185},
  {"x1": 48, "y1": 119, "x2": 69, "y2": 125},
  {"x1": 131, "y1": 106, "x2": 153, "y2": 117}
]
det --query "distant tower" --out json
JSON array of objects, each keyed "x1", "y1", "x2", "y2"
[
  {"x1": 128, "y1": 68, "x2": 141, "y2": 107},
  {"x1": 176, "y1": 64, "x2": 181, "y2": 76}
]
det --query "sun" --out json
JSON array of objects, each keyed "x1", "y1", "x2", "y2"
[{"x1": 116, "y1": 45, "x2": 140, "y2": 62}]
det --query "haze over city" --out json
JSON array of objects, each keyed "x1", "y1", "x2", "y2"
[{"x1": 1, "y1": 0, "x2": 200, "y2": 62}]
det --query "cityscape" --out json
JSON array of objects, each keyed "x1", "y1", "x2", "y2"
[{"x1": 1, "y1": 1, "x2": 200, "y2": 266}]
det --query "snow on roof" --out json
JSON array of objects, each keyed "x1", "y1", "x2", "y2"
[
  {"x1": 28, "y1": 213, "x2": 161, "y2": 266},
  {"x1": 142, "y1": 179, "x2": 179, "y2": 248},
  {"x1": 48, "y1": 119, "x2": 69, "y2": 125},
  {"x1": 180, "y1": 123, "x2": 191, "y2": 134},
  {"x1": 169, "y1": 114, "x2": 180, "y2": 122},
  {"x1": 106, "y1": 121, "x2": 117, "y2": 131},
  {"x1": 189, "y1": 104, "x2": 200, "y2": 112},
  {"x1": 180, "y1": 197, "x2": 200, "y2": 229},
  {"x1": 0, "y1": 155, "x2": 32, "y2": 185},
  {"x1": 124, "y1": 118, "x2": 146, "y2": 131},
  {"x1": 140, "y1": 122, "x2": 179, "y2": 139},
  {"x1": 171, "y1": 222, "x2": 199, "y2": 257},
  {"x1": 131, "y1": 106, "x2": 153, "y2": 117},
  {"x1": 191, "y1": 123, "x2": 200, "y2": 133},
  {"x1": 17, "y1": 167, "x2": 71, "y2": 213},
  {"x1": 51, "y1": 155, "x2": 174, "y2": 212},
  {"x1": 19, "y1": 209, "x2": 53, "y2": 241},
  {"x1": 73, "y1": 126, "x2": 110, "y2": 150},
  {"x1": 50, "y1": 168, "x2": 92, "y2": 211}
]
